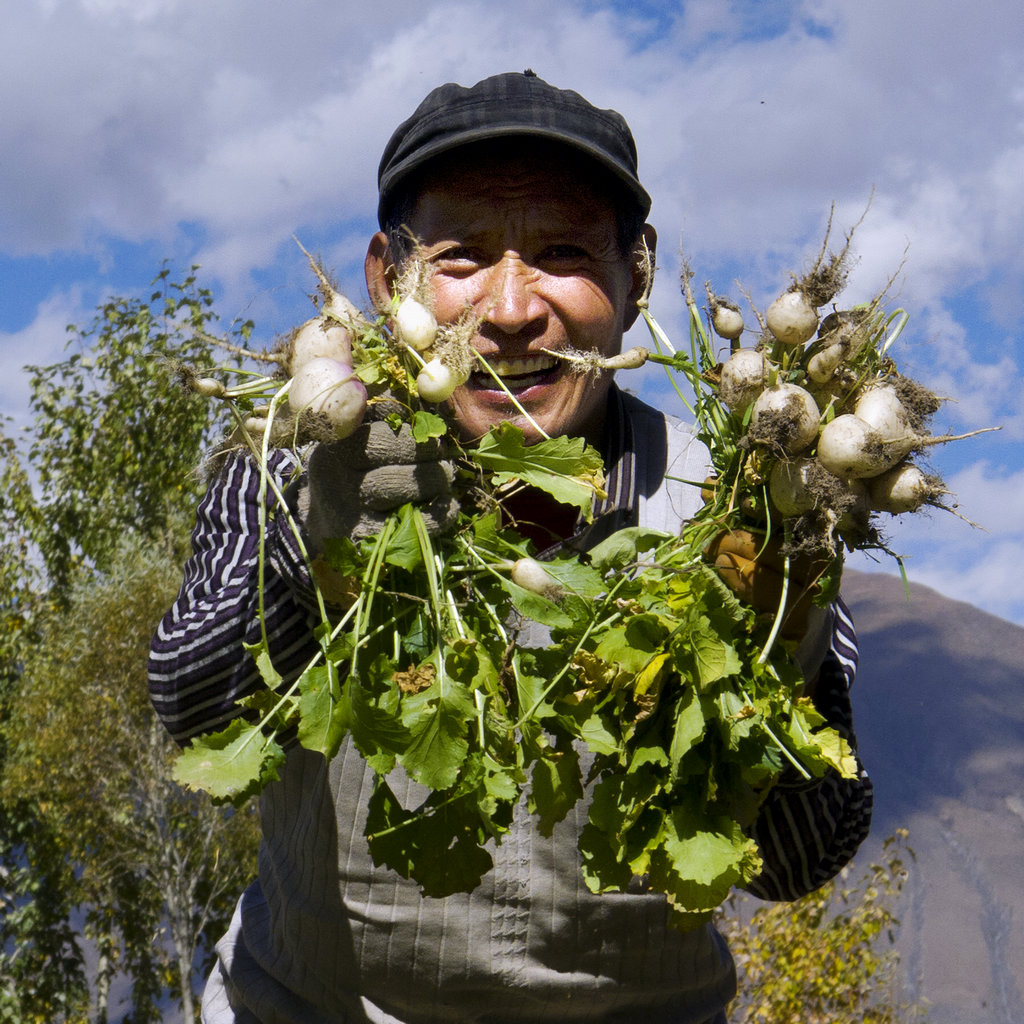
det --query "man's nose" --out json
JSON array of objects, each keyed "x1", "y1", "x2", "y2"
[{"x1": 483, "y1": 253, "x2": 544, "y2": 333}]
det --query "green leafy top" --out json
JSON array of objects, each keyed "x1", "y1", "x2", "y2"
[{"x1": 170, "y1": 245, "x2": 881, "y2": 926}]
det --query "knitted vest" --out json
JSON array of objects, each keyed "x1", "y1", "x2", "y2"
[{"x1": 203, "y1": 395, "x2": 733, "y2": 1024}]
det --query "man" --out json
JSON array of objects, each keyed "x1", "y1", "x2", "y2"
[{"x1": 150, "y1": 71, "x2": 871, "y2": 1023}]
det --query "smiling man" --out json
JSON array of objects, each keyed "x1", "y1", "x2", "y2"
[
  {"x1": 367, "y1": 135, "x2": 654, "y2": 446},
  {"x1": 150, "y1": 71, "x2": 871, "y2": 1024}
]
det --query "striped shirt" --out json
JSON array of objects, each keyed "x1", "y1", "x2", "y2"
[{"x1": 149, "y1": 387, "x2": 871, "y2": 1023}]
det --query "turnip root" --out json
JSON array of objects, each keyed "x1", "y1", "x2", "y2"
[
  {"x1": 816, "y1": 414, "x2": 895, "y2": 479},
  {"x1": 765, "y1": 290, "x2": 818, "y2": 346},
  {"x1": 600, "y1": 346, "x2": 650, "y2": 370},
  {"x1": 540, "y1": 345, "x2": 650, "y2": 373},
  {"x1": 806, "y1": 313, "x2": 870, "y2": 384},
  {"x1": 288, "y1": 357, "x2": 367, "y2": 438},
  {"x1": 718, "y1": 349, "x2": 767, "y2": 413},
  {"x1": 287, "y1": 317, "x2": 353, "y2": 375},
  {"x1": 396, "y1": 296, "x2": 438, "y2": 352},
  {"x1": 749, "y1": 383, "x2": 820, "y2": 454},
  {"x1": 817, "y1": 410, "x2": 996, "y2": 481},
  {"x1": 768, "y1": 457, "x2": 869, "y2": 548},
  {"x1": 510, "y1": 557, "x2": 564, "y2": 599},
  {"x1": 853, "y1": 384, "x2": 914, "y2": 447},
  {"x1": 241, "y1": 412, "x2": 294, "y2": 445},
  {"x1": 868, "y1": 462, "x2": 948, "y2": 514},
  {"x1": 322, "y1": 288, "x2": 363, "y2": 328},
  {"x1": 416, "y1": 358, "x2": 460, "y2": 403},
  {"x1": 709, "y1": 296, "x2": 745, "y2": 341},
  {"x1": 193, "y1": 376, "x2": 227, "y2": 398},
  {"x1": 768, "y1": 457, "x2": 820, "y2": 515}
]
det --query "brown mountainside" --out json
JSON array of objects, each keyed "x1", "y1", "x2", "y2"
[{"x1": 840, "y1": 570, "x2": 1024, "y2": 1024}]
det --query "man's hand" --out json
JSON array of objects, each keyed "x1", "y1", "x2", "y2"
[
  {"x1": 704, "y1": 528, "x2": 831, "y2": 641},
  {"x1": 300, "y1": 421, "x2": 459, "y2": 550},
  {"x1": 289, "y1": 421, "x2": 458, "y2": 607}
]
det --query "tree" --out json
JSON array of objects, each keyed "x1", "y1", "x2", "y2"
[
  {"x1": 0, "y1": 426, "x2": 88, "y2": 1023},
  {"x1": 0, "y1": 266, "x2": 259, "y2": 1021},
  {"x1": 717, "y1": 830, "x2": 928, "y2": 1023},
  {"x1": 2, "y1": 532, "x2": 259, "y2": 1022},
  {"x1": 21, "y1": 263, "x2": 246, "y2": 591}
]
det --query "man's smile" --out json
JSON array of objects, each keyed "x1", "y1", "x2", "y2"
[{"x1": 468, "y1": 353, "x2": 561, "y2": 393}]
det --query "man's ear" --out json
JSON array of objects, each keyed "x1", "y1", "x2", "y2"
[
  {"x1": 624, "y1": 223, "x2": 657, "y2": 332},
  {"x1": 364, "y1": 231, "x2": 395, "y2": 312}
]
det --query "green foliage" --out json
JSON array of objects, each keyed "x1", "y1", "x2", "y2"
[
  {"x1": 22, "y1": 264, "x2": 242, "y2": 590},
  {"x1": 176, "y1": 475, "x2": 854, "y2": 920},
  {"x1": 0, "y1": 807, "x2": 86, "y2": 1023},
  {"x1": 1, "y1": 530, "x2": 260, "y2": 1022},
  {"x1": 472, "y1": 423, "x2": 607, "y2": 514},
  {"x1": 0, "y1": 426, "x2": 44, "y2": 693},
  {"x1": 718, "y1": 830, "x2": 928, "y2": 1023},
  {"x1": 0, "y1": 266, "x2": 258, "y2": 1020}
]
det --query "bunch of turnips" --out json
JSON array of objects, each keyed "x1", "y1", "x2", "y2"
[
  {"x1": 638, "y1": 214, "x2": 997, "y2": 570},
  {"x1": 173, "y1": 220, "x2": 994, "y2": 922}
]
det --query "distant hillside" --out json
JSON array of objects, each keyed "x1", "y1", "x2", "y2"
[{"x1": 841, "y1": 570, "x2": 1024, "y2": 1024}]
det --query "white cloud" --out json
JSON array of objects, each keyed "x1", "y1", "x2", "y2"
[
  {"x1": 0, "y1": 291, "x2": 88, "y2": 428},
  {"x1": 1, "y1": 0, "x2": 1023, "y2": 630}
]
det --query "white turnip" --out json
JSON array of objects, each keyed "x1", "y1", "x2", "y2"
[
  {"x1": 416, "y1": 358, "x2": 460, "y2": 403},
  {"x1": 806, "y1": 312, "x2": 869, "y2": 384},
  {"x1": 718, "y1": 349, "x2": 767, "y2": 413},
  {"x1": 817, "y1": 409, "x2": 994, "y2": 481},
  {"x1": 749, "y1": 383, "x2": 820, "y2": 454},
  {"x1": 288, "y1": 317, "x2": 353, "y2": 374},
  {"x1": 853, "y1": 384, "x2": 914, "y2": 447},
  {"x1": 868, "y1": 463, "x2": 948, "y2": 514},
  {"x1": 768, "y1": 457, "x2": 819, "y2": 515},
  {"x1": 323, "y1": 288, "x2": 363, "y2": 327},
  {"x1": 710, "y1": 298, "x2": 745, "y2": 341},
  {"x1": 288, "y1": 357, "x2": 367, "y2": 438},
  {"x1": 510, "y1": 557, "x2": 564, "y2": 599},
  {"x1": 815, "y1": 414, "x2": 894, "y2": 479},
  {"x1": 396, "y1": 296, "x2": 438, "y2": 352},
  {"x1": 193, "y1": 377, "x2": 227, "y2": 398},
  {"x1": 765, "y1": 290, "x2": 818, "y2": 346}
]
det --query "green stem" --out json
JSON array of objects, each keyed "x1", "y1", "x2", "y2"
[
  {"x1": 738, "y1": 683, "x2": 811, "y2": 780},
  {"x1": 640, "y1": 309, "x2": 696, "y2": 418},
  {"x1": 512, "y1": 576, "x2": 632, "y2": 728},
  {"x1": 756, "y1": 529, "x2": 793, "y2": 668},
  {"x1": 472, "y1": 351, "x2": 551, "y2": 440}
]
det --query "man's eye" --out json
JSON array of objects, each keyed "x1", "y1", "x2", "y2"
[
  {"x1": 430, "y1": 246, "x2": 482, "y2": 271},
  {"x1": 538, "y1": 245, "x2": 590, "y2": 265}
]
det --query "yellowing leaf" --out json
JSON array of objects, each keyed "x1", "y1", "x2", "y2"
[
  {"x1": 634, "y1": 651, "x2": 670, "y2": 697},
  {"x1": 173, "y1": 718, "x2": 284, "y2": 804}
]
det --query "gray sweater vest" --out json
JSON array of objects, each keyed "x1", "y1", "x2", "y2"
[{"x1": 203, "y1": 395, "x2": 735, "y2": 1024}]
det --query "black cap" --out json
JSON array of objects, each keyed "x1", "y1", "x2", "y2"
[{"x1": 376, "y1": 70, "x2": 651, "y2": 227}]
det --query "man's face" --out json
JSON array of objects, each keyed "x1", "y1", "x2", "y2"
[{"x1": 379, "y1": 141, "x2": 648, "y2": 445}]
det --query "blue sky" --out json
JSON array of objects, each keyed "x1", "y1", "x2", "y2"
[{"x1": 2, "y1": 0, "x2": 1022, "y2": 625}]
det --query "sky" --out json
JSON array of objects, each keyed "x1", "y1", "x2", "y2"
[{"x1": 2, "y1": 0, "x2": 1022, "y2": 626}]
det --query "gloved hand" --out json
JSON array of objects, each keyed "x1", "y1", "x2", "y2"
[
  {"x1": 704, "y1": 527, "x2": 838, "y2": 691},
  {"x1": 299, "y1": 421, "x2": 459, "y2": 553},
  {"x1": 704, "y1": 528, "x2": 830, "y2": 639}
]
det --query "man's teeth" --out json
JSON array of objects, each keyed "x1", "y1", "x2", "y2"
[{"x1": 485, "y1": 355, "x2": 559, "y2": 378}]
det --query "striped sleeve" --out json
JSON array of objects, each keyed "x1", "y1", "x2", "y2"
[
  {"x1": 743, "y1": 596, "x2": 874, "y2": 901},
  {"x1": 148, "y1": 449, "x2": 321, "y2": 746}
]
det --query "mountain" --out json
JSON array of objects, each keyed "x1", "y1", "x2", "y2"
[{"x1": 840, "y1": 570, "x2": 1024, "y2": 1024}]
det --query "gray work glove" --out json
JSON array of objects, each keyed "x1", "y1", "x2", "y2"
[{"x1": 299, "y1": 420, "x2": 459, "y2": 555}]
